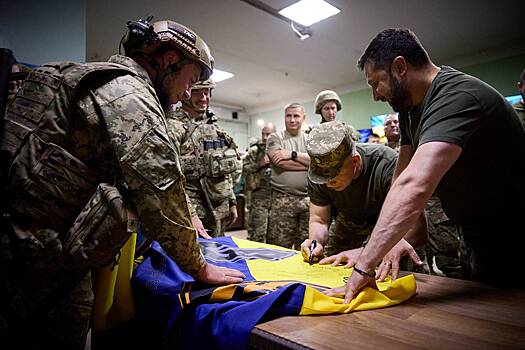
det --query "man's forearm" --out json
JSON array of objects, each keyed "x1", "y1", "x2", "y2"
[
  {"x1": 296, "y1": 152, "x2": 310, "y2": 167},
  {"x1": 275, "y1": 159, "x2": 308, "y2": 170},
  {"x1": 357, "y1": 171, "x2": 431, "y2": 271},
  {"x1": 403, "y1": 212, "x2": 427, "y2": 248},
  {"x1": 309, "y1": 222, "x2": 329, "y2": 246}
]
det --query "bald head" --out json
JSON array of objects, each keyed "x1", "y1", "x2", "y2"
[{"x1": 261, "y1": 123, "x2": 276, "y2": 145}]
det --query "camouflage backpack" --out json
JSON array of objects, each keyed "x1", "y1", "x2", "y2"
[{"x1": 0, "y1": 61, "x2": 138, "y2": 269}]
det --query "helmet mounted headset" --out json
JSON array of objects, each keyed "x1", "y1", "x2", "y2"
[{"x1": 120, "y1": 17, "x2": 196, "y2": 92}]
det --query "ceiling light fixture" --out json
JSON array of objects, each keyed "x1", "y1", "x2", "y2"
[
  {"x1": 290, "y1": 21, "x2": 311, "y2": 41},
  {"x1": 279, "y1": 0, "x2": 340, "y2": 27},
  {"x1": 241, "y1": 0, "x2": 340, "y2": 41},
  {"x1": 211, "y1": 69, "x2": 234, "y2": 83}
]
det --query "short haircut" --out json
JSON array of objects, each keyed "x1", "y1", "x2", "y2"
[
  {"x1": 284, "y1": 102, "x2": 305, "y2": 114},
  {"x1": 357, "y1": 28, "x2": 430, "y2": 72},
  {"x1": 383, "y1": 113, "x2": 399, "y2": 125},
  {"x1": 520, "y1": 68, "x2": 525, "y2": 84},
  {"x1": 370, "y1": 133, "x2": 380, "y2": 138}
]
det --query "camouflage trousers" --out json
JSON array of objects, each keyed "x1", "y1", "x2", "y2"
[
  {"x1": 189, "y1": 193, "x2": 229, "y2": 237},
  {"x1": 324, "y1": 213, "x2": 372, "y2": 257},
  {"x1": 1, "y1": 226, "x2": 92, "y2": 349},
  {"x1": 400, "y1": 197, "x2": 461, "y2": 276},
  {"x1": 267, "y1": 191, "x2": 309, "y2": 249},
  {"x1": 424, "y1": 197, "x2": 463, "y2": 278},
  {"x1": 247, "y1": 188, "x2": 271, "y2": 243}
]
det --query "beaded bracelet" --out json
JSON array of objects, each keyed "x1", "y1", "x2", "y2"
[{"x1": 353, "y1": 266, "x2": 376, "y2": 278}]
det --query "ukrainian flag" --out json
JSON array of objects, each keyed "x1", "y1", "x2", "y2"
[{"x1": 132, "y1": 237, "x2": 416, "y2": 349}]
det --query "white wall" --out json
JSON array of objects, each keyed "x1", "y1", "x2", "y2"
[
  {"x1": 211, "y1": 104, "x2": 250, "y2": 154},
  {"x1": 0, "y1": 0, "x2": 86, "y2": 65}
]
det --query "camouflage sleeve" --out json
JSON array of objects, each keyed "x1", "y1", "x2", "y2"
[
  {"x1": 242, "y1": 145, "x2": 260, "y2": 174},
  {"x1": 186, "y1": 192, "x2": 198, "y2": 217},
  {"x1": 165, "y1": 116, "x2": 186, "y2": 154},
  {"x1": 165, "y1": 116, "x2": 197, "y2": 216},
  {"x1": 227, "y1": 175, "x2": 236, "y2": 202},
  {"x1": 88, "y1": 75, "x2": 205, "y2": 275}
]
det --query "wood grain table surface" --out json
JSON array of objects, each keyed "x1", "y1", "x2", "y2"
[{"x1": 250, "y1": 273, "x2": 525, "y2": 350}]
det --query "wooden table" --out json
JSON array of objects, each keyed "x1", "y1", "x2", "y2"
[{"x1": 249, "y1": 273, "x2": 525, "y2": 349}]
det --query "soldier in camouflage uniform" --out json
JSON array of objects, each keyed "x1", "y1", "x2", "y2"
[
  {"x1": 312, "y1": 90, "x2": 360, "y2": 141},
  {"x1": 243, "y1": 123, "x2": 276, "y2": 242},
  {"x1": 0, "y1": 18, "x2": 244, "y2": 348},
  {"x1": 513, "y1": 68, "x2": 525, "y2": 128},
  {"x1": 166, "y1": 78, "x2": 240, "y2": 238},
  {"x1": 384, "y1": 113, "x2": 461, "y2": 278},
  {"x1": 300, "y1": 121, "x2": 425, "y2": 271}
]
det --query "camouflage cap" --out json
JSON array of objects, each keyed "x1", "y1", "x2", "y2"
[{"x1": 306, "y1": 121, "x2": 354, "y2": 184}]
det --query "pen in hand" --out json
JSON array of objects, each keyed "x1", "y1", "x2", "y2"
[{"x1": 309, "y1": 239, "x2": 317, "y2": 266}]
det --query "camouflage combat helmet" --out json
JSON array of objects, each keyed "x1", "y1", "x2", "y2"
[
  {"x1": 306, "y1": 121, "x2": 355, "y2": 184},
  {"x1": 314, "y1": 90, "x2": 342, "y2": 114},
  {"x1": 123, "y1": 18, "x2": 214, "y2": 81},
  {"x1": 192, "y1": 78, "x2": 216, "y2": 91}
]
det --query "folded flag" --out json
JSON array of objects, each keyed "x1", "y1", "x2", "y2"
[{"x1": 132, "y1": 236, "x2": 416, "y2": 350}]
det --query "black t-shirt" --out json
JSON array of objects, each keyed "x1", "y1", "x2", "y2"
[
  {"x1": 308, "y1": 143, "x2": 397, "y2": 225},
  {"x1": 400, "y1": 66, "x2": 525, "y2": 224}
]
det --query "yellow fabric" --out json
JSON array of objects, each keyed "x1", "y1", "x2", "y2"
[
  {"x1": 91, "y1": 235, "x2": 416, "y2": 328},
  {"x1": 231, "y1": 237, "x2": 417, "y2": 313},
  {"x1": 300, "y1": 275, "x2": 416, "y2": 315},
  {"x1": 91, "y1": 233, "x2": 137, "y2": 331}
]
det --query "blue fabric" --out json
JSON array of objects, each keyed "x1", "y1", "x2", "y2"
[
  {"x1": 358, "y1": 128, "x2": 372, "y2": 142},
  {"x1": 132, "y1": 237, "x2": 305, "y2": 350}
]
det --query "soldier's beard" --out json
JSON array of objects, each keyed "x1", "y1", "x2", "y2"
[{"x1": 389, "y1": 75, "x2": 412, "y2": 113}]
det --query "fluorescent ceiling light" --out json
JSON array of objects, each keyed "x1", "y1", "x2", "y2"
[
  {"x1": 279, "y1": 0, "x2": 340, "y2": 27},
  {"x1": 211, "y1": 69, "x2": 234, "y2": 83}
]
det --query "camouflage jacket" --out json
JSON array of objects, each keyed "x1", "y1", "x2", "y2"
[
  {"x1": 165, "y1": 107, "x2": 237, "y2": 215},
  {"x1": 242, "y1": 140, "x2": 271, "y2": 192},
  {"x1": 0, "y1": 55, "x2": 205, "y2": 275}
]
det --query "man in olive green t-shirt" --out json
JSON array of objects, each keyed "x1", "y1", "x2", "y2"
[
  {"x1": 330, "y1": 29, "x2": 525, "y2": 304},
  {"x1": 266, "y1": 103, "x2": 310, "y2": 249}
]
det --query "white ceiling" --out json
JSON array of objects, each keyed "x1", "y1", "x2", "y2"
[{"x1": 86, "y1": 0, "x2": 525, "y2": 114}]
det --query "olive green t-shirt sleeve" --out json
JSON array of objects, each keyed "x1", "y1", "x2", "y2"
[
  {"x1": 418, "y1": 91, "x2": 483, "y2": 148},
  {"x1": 307, "y1": 178, "x2": 331, "y2": 207}
]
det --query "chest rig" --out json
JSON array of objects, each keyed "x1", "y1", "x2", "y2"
[{"x1": 179, "y1": 114, "x2": 239, "y2": 181}]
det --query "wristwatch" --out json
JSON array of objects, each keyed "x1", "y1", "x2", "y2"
[{"x1": 291, "y1": 150, "x2": 298, "y2": 161}]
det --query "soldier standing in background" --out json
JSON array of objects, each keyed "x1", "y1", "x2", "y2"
[
  {"x1": 266, "y1": 103, "x2": 310, "y2": 249},
  {"x1": 243, "y1": 123, "x2": 276, "y2": 242},
  {"x1": 0, "y1": 18, "x2": 245, "y2": 348},
  {"x1": 384, "y1": 113, "x2": 462, "y2": 278},
  {"x1": 166, "y1": 78, "x2": 240, "y2": 238},
  {"x1": 313, "y1": 90, "x2": 360, "y2": 141}
]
